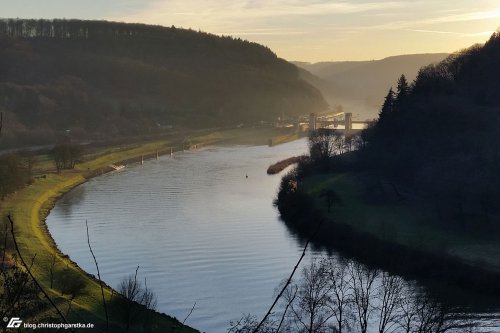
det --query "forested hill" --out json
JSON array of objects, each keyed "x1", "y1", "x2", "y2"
[
  {"x1": 362, "y1": 31, "x2": 500, "y2": 223},
  {"x1": 0, "y1": 19, "x2": 327, "y2": 147}
]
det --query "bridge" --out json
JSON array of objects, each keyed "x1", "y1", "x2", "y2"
[{"x1": 308, "y1": 111, "x2": 371, "y2": 136}]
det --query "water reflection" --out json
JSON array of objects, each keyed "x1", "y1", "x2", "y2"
[
  {"x1": 54, "y1": 185, "x2": 86, "y2": 218},
  {"x1": 45, "y1": 140, "x2": 500, "y2": 332}
]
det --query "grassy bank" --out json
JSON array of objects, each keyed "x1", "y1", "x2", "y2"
[
  {"x1": 274, "y1": 171, "x2": 500, "y2": 308},
  {"x1": 0, "y1": 126, "x2": 289, "y2": 332},
  {"x1": 301, "y1": 173, "x2": 500, "y2": 273}
]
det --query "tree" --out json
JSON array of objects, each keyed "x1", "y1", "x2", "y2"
[
  {"x1": 0, "y1": 154, "x2": 31, "y2": 198},
  {"x1": 47, "y1": 252, "x2": 58, "y2": 289},
  {"x1": 378, "y1": 88, "x2": 395, "y2": 125},
  {"x1": 288, "y1": 260, "x2": 334, "y2": 333},
  {"x1": 376, "y1": 272, "x2": 405, "y2": 333},
  {"x1": 348, "y1": 262, "x2": 378, "y2": 333},
  {"x1": 51, "y1": 143, "x2": 84, "y2": 172},
  {"x1": 228, "y1": 314, "x2": 276, "y2": 333},
  {"x1": 113, "y1": 267, "x2": 157, "y2": 331},
  {"x1": 0, "y1": 256, "x2": 46, "y2": 320},
  {"x1": 230, "y1": 257, "x2": 477, "y2": 333},
  {"x1": 324, "y1": 259, "x2": 352, "y2": 333},
  {"x1": 396, "y1": 74, "x2": 410, "y2": 101},
  {"x1": 308, "y1": 129, "x2": 344, "y2": 166},
  {"x1": 319, "y1": 188, "x2": 342, "y2": 213},
  {"x1": 57, "y1": 269, "x2": 87, "y2": 316}
]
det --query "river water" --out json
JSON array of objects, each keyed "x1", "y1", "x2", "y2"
[
  {"x1": 46, "y1": 139, "x2": 320, "y2": 332},
  {"x1": 46, "y1": 139, "x2": 499, "y2": 332}
]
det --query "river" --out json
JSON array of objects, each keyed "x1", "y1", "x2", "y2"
[
  {"x1": 46, "y1": 139, "x2": 320, "y2": 332},
  {"x1": 46, "y1": 139, "x2": 499, "y2": 332}
]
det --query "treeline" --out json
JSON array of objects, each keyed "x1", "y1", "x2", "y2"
[
  {"x1": 0, "y1": 19, "x2": 327, "y2": 148},
  {"x1": 229, "y1": 258, "x2": 476, "y2": 333},
  {"x1": 0, "y1": 18, "x2": 278, "y2": 66},
  {"x1": 0, "y1": 18, "x2": 184, "y2": 39},
  {"x1": 358, "y1": 31, "x2": 500, "y2": 229}
]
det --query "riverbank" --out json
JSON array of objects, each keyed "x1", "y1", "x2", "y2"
[
  {"x1": 276, "y1": 171, "x2": 500, "y2": 307},
  {"x1": 0, "y1": 126, "x2": 291, "y2": 332}
]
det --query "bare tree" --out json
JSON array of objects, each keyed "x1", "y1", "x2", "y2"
[
  {"x1": 308, "y1": 129, "x2": 339, "y2": 164},
  {"x1": 397, "y1": 286, "x2": 419, "y2": 333},
  {"x1": 277, "y1": 284, "x2": 297, "y2": 333},
  {"x1": 141, "y1": 277, "x2": 158, "y2": 333},
  {"x1": 51, "y1": 143, "x2": 84, "y2": 172},
  {"x1": 251, "y1": 220, "x2": 323, "y2": 333},
  {"x1": 115, "y1": 266, "x2": 157, "y2": 331},
  {"x1": 324, "y1": 259, "x2": 352, "y2": 333},
  {"x1": 229, "y1": 256, "x2": 478, "y2": 333},
  {"x1": 333, "y1": 135, "x2": 346, "y2": 155},
  {"x1": 348, "y1": 262, "x2": 378, "y2": 333},
  {"x1": 288, "y1": 259, "x2": 334, "y2": 333},
  {"x1": 48, "y1": 252, "x2": 58, "y2": 289},
  {"x1": 57, "y1": 269, "x2": 86, "y2": 316},
  {"x1": 228, "y1": 314, "x2": 276, "y2": 333},
  {"x1": 376, "y1": 272, "x2": 405, "y2": 333}
]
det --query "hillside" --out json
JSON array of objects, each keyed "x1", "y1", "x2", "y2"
[
  {"x1": 275, "y1": 32, "x2": 500, "y2": 289},
  {"x1": 361, "y1": 32, "x2": 500, "y2": 230},
  {"x1": 0, "y1": 19, "x2": 327, "y2": 148},
  {"x1": 294, "y1": 53, "x2": 448, "y2": 119}
]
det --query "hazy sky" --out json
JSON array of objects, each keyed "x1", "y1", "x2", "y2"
[{"x1": 1, "y1": 0, "x2": 499, "y2": 62}]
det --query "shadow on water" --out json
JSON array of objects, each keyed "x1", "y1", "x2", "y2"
[{"x1": 278, "y1": 211, "x2": 500, "y2": 316}]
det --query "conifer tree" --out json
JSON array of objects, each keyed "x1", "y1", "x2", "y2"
[{"x1": 378, "y1": 87, "x2": 395, "y2": 124}]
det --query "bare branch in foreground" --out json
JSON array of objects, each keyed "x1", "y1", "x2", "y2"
[
  {"x1": 183, "y1": 302, "x2": 197, "y2": 325},
  {"x1": 86, "y1": 220, "x2": 109, "y2": 332},
  {"x1": 251, "y1": 219, "x2": 323, "y2": 333},
  {"x1": 7, "y1": 214, "x2": 71, "y2": 328}
]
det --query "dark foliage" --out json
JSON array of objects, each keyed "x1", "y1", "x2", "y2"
[
  {"x1": 0, "y1": 19, "x2": 327, "y2": 148},
  {"x1": 360, "y1": 31, "x2": 500, "y2": 228},
  {"x1": 0, "y1": 256, "x2": 46, "y2": 322},
  {"x1": 0, "y1": 153, "x2": 33, "y2": 198}
]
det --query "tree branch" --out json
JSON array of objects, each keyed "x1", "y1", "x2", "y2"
[
  {"x1": 86, "y1": 220, "x2": 109, "y2": 332},
  {"x1": 182, "y1": 302, "x2": 197, "y2": 325},
  {"x1": 276, "y1": 285, "x2": 297, "y2": 333},
  {"x1": 252, "y1": 219, "x2": 323, "y2": 333},
  {"x1": 7, "y1": 214, "x2": 71, "y2": 328}
]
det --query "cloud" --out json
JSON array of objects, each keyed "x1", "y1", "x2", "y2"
[
  {"x1": 407, "y1": 29, "x2": 496, "y2": 37},
  {"x1": 425, "y1": 9, "x2": 500, "y2": 24},
  {"x1": 108, "y1": 0, "x2": 405, "y2": 28},
  {"x1": 100, "y1": 0, "x2": 499, "y2": 61}
]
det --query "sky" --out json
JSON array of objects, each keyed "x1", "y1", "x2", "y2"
[{"x1": 1, "y1": 0, "x2": 499, "y2": 62}]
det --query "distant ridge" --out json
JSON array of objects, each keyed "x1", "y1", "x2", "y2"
[{"x1": 293, "y1": 53, "x2": 449, "y2": 119}]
